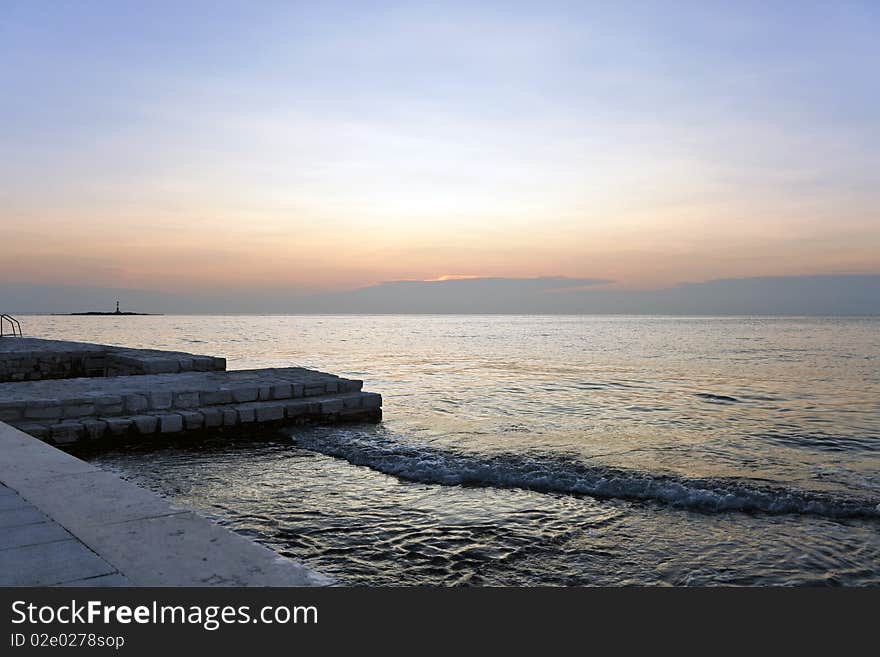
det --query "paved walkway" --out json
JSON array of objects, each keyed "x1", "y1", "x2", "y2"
[
  {"x1": 0, "y1": 421, "x2": 331, "y2": 586},
  {"x1": 0, "y1": 483, "x2": 130, "y2": 586}
]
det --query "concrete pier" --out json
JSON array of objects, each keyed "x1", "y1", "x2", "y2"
[
  {"x1": 1, "y1": 367, "x2": 381, "y2": 446},
  {"x1": 0, "y1": 336, "x2": 381, "y2": 585},
  {"x1": 0, "y1": 338, "x2": 381, "y2": 446},
  {"x1": 0, "y1": 337, "x2": 226, "y2": 382},
  {"x1": 0, "y1": 421, "x2": 330, "y2": 586}
]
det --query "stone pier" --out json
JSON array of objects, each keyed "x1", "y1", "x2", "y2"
[
  {"x1": 0, "y1": 338, "x2": 382, "y2": 446},
  {"x1": 0, "y1": 421, "x2": 331, "y2": 586},
  {"x1": 0, "y1": 336, "x2": 383, "y2": 586},
  {"x1": 0, "y1": 337, "x2": 226, "y2": 382}
]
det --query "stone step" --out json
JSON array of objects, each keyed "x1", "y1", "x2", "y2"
[
  {"x1": 13, "y1": 391, "x2": 383, "y2": 445},
  {"x1": 0, "y1": 367, "x2": 365, "y2": 424},
  {"x1": 0, "y1": 337, "x2": 226, "y2": 382}
]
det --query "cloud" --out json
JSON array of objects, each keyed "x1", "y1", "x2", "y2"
[
  {"x1": 2, "y1": 275, "x2": 879, "y2": 315},
  {"x1": 308, "y1": 276, "x2": 611, "y2": 313}
]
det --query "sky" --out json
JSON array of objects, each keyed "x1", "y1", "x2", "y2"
[{"x1": 2, "y1": 1, "x2": 879, "y2": 307}]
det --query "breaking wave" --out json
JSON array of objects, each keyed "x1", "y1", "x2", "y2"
[{"x1": 288, "y1": 431, "x2": 880, "y2": 519}]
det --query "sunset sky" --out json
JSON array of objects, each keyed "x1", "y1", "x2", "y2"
[{"x1": 2, "y1": 1, "x2": 879, "y2": 298}]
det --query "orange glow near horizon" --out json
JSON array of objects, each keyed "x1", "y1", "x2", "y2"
[
  {"x1": 3, "y1": 4, "x2": 879, "y2": 296},
  {"x1": 424, "y1": 275, "x2": 482, "y2": 282}
]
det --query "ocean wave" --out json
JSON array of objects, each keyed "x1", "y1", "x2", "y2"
[{"x1": 288, "y1": 430, "x2": 880, "y2": 519}]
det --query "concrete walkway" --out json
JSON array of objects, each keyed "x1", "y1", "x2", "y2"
[
  {"x1": 0, "y1": 421, "x2": 331, "y2": 586},
  {"x1": 0, "y1": 483, "x2": 130, "y2": 586}
]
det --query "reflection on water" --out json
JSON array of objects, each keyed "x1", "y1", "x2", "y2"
[{"x1": 25, "y1": 314, "x2": 880, "y2": 585}]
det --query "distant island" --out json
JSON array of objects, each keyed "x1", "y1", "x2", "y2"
[{"x1": 58, "y1": 300, "x2": 161, "y2": 316}]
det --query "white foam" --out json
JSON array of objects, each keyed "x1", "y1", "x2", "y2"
[{"x1": 290, "y1": 430, "x2": 880, "y2": 519}]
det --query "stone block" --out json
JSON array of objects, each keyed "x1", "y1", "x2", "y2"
[
  {"x1": 320, "y1": 399, "x2": 344, "y2": 414},
  {"x1": 82, "y1": 357, "x2": 106, "y2": 370},
  {"x1": 258, "y1": 385, "x2": 272, "y2": 401},
  {"x1": 81, "y1": 419, "x2": 108, "y2": 441},
  {"x1": 283, "y1": 400, "x2": 310, "y2": 418},
  {"x1": 232, "y1": 387, "x2": 258, "y2": 403},
  {"x1": 237, "y1": 406, "x2": 256, "y2": 424},
  {"x1": 150, "y1": 391, "x2": 173, "y2": 410},
  {"x1": 254, "y1": 404, "x2": 284, "y2": 422},
  {"x1": 271, "y1": 383, "x2": 292, "y2": 400},
  {"x1": 192, "y1": 356, "x2": 214, "y2": 371},
  {"x1": 0, "y1": 405, "x2": 22, "y2": 422},
  {"x1": 105, "y1": 418, "x2": 133, "y2": 436},
  {"x1": 158, "y1": 414, "x2": 183, "y2": 433},
  {"x1": 179, "y1": 411, "x2": 204, "y2": 430},
  {"x1": 50, "y1": 422, "x2": 84, "y2": 444},
  {"x1": 144, "y1": 359, "x2": 178, "y2": 374},
  {"x1": 63, "y1": 403, "x2": 95, "y2": 419},
  {"x1": 199, "y1": 389, "x2": 233, "y2": 405},
  {"x1": 131, "y1": 415, "x2": 158, "y2": 434},
  {"x1": 15, "y1": 423, "x2": 50, "y2": 440},
  {"x1": 221, "y1": 408, "x2": 238, "y2": 427},
  {"x1": 362, "y1": 392, "x2": 382, "y2": 409},
  {"x1": 342, "y1": 395, "x2": 363, "y2": 410},
  {"x1": 173, "y1": 391, "x2": 200, "y2": 409},
  {"x1": 24, "y1": 403, "x2": 62, "y2": 420},
  {"x1": 58, "y1": 396, "x2": 93, "y2": 406},
  {"x1": 124, "y1": 394, "x2": 149, "y2": 413},
  {"x1": 202, "y1": 407, "x2": 222, "y2": 428}
]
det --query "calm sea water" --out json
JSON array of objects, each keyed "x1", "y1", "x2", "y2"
[{"x1": 22, "y1": 315, "x2": 880, "y2": 585}]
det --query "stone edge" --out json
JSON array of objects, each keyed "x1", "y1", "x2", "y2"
[{"x1": 0, "y1": 420, "x2": 332, "y2": 587}]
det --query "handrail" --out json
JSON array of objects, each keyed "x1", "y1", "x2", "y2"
[{"x1": 0, "y1": 314, "x2": 22, "y2": 337}]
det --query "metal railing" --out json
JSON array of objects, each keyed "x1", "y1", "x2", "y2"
[{"x1": 1, "y1": 314, "x2": 22, "y2": 336}]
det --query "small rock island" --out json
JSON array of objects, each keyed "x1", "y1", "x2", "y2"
[{"x1": 66, "y1": 299, "x2": 159, "y2": 316}]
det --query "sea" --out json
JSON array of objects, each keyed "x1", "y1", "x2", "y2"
[{"x1": 21, "y1": 315, "x2": 880, "y2": 585}]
